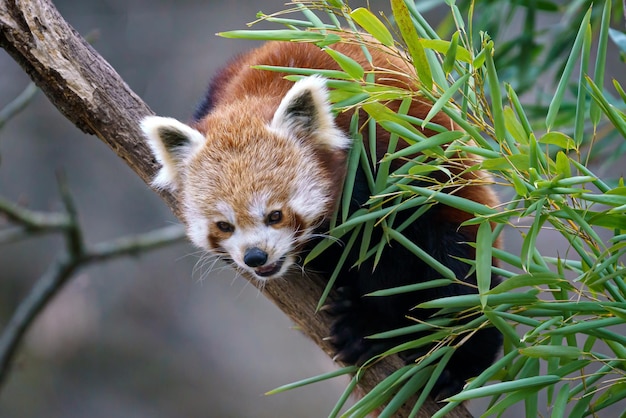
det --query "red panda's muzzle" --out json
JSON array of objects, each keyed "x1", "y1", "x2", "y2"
[
  {"x1": 243, "y1": 247, "x2": 285, "y2": 278},
  {"x1": 253, "y1": 258, "x2": 285, "y2": 278}
]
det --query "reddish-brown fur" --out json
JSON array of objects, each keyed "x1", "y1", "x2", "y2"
[{"x1": 194, "y1": 39, "x2": 499, "y2": 251}]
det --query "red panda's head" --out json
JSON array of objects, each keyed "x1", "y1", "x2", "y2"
[{"x1": 141, "y1": 76, "x2": 350, "y2": 280}]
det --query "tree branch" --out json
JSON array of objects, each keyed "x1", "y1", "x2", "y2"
[
  {"x1": 0, "y1": 1, "x2": 471, "y2": 416},
  {"x1": 0, "y1": 172, "x2": 188, "y2": 390}
]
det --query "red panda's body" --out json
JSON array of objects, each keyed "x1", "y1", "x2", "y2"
[{"x1": 142, "y1": 38, "x2": 502, "y2": 399}]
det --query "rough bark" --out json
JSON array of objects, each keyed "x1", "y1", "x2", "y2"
[{"x1": 0, "y1": 1, "x2": 472, "y2": 416}]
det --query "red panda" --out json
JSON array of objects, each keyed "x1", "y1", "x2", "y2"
[{"x1": 141, "y1": 38, "x2": 502, "y2": 399}]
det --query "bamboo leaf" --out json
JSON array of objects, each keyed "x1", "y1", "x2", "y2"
[
  {"x1": 421, "y1": 38, "x2": 471, "y2": 63},
  {"x1": 503, "y1": 106, "x2": 528, "y2": 145},
  {"x1": 390, "y1": 0, "x2": 433, "y2": 91},
  {"x1": 585, "y1": 75, "x2": 626, "y2": 138},
  {"x1": 484, "y1": 41, "x2": 507, "y2": 146},
  {"x1": 546, "y1": 8, "x2": 591, "y2": 130},
  {"x1": 265, "y1": 366, "x2": 357, "y2": 395},
  {"x1": 591, "y1": 382, "x2": 626, "y2": 414},
  {"x1": 539, "y1": 132, "x2": 576, "y2": 150},
  {"x1": 349, "y1": 8, "x2": 394, "y2": 47},
  {"x1": 385, "y1": 228, "x2": 457, "y2": 280},
  {"x1": 480, "y1": 154, "x2": 530, "y2": 172},
  {"x1": 574, "y1": 22, "x2": 591, "y2": 147},
  {"x1": 252, "y1": 65, "x2": 353, "y2": 80},
  {"x1": 488, "y1": 272, "x2": 572, "y2": 294},
  {"x1": 590, "y1": 0, "x2": 612, "y2": 126},
  {"x1": 324, "y1": 47, "x2": 365, "y2": 80},
  {"x1": 365, "y1": 279, "x2": 453, "y2": 297},
  {"x1": 519, "y1": 345, "x2": 583, "y2": 360},
  {"x1": 418, "y1": 291, "x2": 538, "y2": 309},
  {"x1": 476, "y1": 221, "x2": 493, "y2": 308},
  {"x1": 383, "y1": 131, "x2": 465, "y2": 161},
  {"x1": 422, "y1": 73, "x2": 470, "y2": 126},
  {"x1": 551, "y1": 384, "x2": 571, "y2": 418},
  {"x1": 443, "y1": 31, "x2": 460, "y2": 75},
  {"x1": 447, "y1": 375, "x2": 561, "y2": 401},
  {"x1": 218, "y1": 30, "x2": 340, "y2": 45},
  {"x1": 401, "y1": 184, "x2": 499, "y2": 216},
  {"x1": 555, "y1": 151, "x2": 572, "y2": 178}
]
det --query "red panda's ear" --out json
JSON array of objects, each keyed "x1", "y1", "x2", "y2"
[
  {"x1": 270, "y1": 76, "x2": 350, "y2": 150},
  {"x1": 140, "y1": 116, "x2": 205, "y2": 191}
]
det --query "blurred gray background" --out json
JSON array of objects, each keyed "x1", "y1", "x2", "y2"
[{"x1": 0, "y1": 1, "x2": 624, "y2": 418}]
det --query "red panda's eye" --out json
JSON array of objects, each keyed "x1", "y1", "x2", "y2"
[
  {"x1": 216, "y1": 221, "x2": 234, "y2": 233},
  {"x1": 267, "y1": 210, "x2": 282, "y2": 225}
]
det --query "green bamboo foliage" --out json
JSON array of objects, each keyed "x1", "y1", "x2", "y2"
[{"x1": 220, "y1": 0, "x2": 626, "y2": 416}]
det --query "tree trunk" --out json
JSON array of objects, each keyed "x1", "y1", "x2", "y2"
[{"x1": 0, "y1": 1, "x2": 472, "y2": 417}]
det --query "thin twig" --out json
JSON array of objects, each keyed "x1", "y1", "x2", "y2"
[
  {"x1": 0, "y1": 224, "x2": 187, "y2": 390},
  {"x1": 56, "y1": 171, "x2": 85, "y2": 257},
  {"x1": 0, "y1": 83, "x2": 39, "y2": 130},
  {"x1": 0, "y1": 196, "x2": 69, "y2": 231},
  {"x1": 0, "y1": 254, "x2": 78, "y2": 387}
]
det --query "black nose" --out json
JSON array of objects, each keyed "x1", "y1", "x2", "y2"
[{"x1": 243, "y1": 247, "x2": 268, "y2": 267}]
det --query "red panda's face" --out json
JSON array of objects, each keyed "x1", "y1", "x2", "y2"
[
  {"x1": 179, "y1": 122, "x2": 334, "y2": 280},
  {"x1": 142, "y1": 76, "x2": 350, "y2": 281}
]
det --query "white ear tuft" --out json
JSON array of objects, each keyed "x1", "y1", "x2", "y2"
[
  {"x1": 270, "y1": 76, "x2": 350, "y2": 150},
  {"x1": 140, "y1": 116, "x2": 206, "y2": 191}
]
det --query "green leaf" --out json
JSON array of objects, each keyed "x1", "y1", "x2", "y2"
[
  {"x1": 476, "y1": 221, "x2": 493, "y2": 308},
  {"x1": 366, "y1": 279, "x2": 453, "y2": 297},
  {"x1": 342, "y1": 112, "x2": 362, "y2": 223},
  {"x1": 585, "y1": 76, "x2": 626, "y2": 139},
  {"x1": 418, "y1": 291, "x2": 538, "y2": 309},
  {"x1": 447, "y1": 375, "x2": 561, "y2": 401},
  {"x1": 484, "y1": 41, "x2": 507, "y2": 147},
  {"x1": 485, "y1": 309, "x2": 523, "y2": 348},
  {"x1": 402, "y1": 184, "x2": 499, "y2": 216},
  {"x1": 368, "y1": 318, "x2": 453, "y2": 339},
  {"x1": 265, "y1": 366, "x2": 357, "y2": 395},
  {"x1": 383, "y1": 130, "x2": 465, "y2": 161},
  {"x1": 349, "y1": 8, "x2": 394, "y2": 47},
  {"x1": 519, "y1": 345, "x2": 583, "y2": 360},
  {"x1": 551, "y1": 384, "x2": 571, "y2": 418},
  {"x1": 614, "y1": 79, "x2": 626, "y2": 104},
  {"x1": 503, "y1": 106, "x2": 528, "y2": 145},
  {"x1": 443, "y1": 31, "x2": 460, "y2": 75},
  {"x1": 511, "y1": 175, "x2": 529, "y2": 196},
  {"x1": 590, "y1": 0, "x2": 612, "y2": 126},
  {"x1": 218, "y1": 30, "x2": 339, "y2": 44},
  {"x1": 592, "y1": 381, "x2": 626, "y2": 413},
  {"x1": 546, "y1": 8, "x2": 591, "y2": 131},
  {"x1": 547, "y1": 317, "x2": 624, "y2": 335},
  {"x1": 379, "y1": 368, "x2": 432, "y2": 418},
  {"x1": 539, "y1": 132, "x2": 576, "y2": 150},
  {"x1": 326, "y1": 0, "x2": 344, "y2": 7},
  {"x1": 488, "y1": 272, "x2": 571, "y2": 294},
  {"x1": 555, "y1": 151, "x2": 572, "y2": 177},
  {"x1": 479, "y1": 154, "x2": 530, "y2": 172},
  {"x1": 421, "y1": 39, "x2": 471, "y2": 63},
  {"x1": 390, "y1": 0, "x2": 433, "y2": 91},
  {"x1": 574, "y1": 22, "x2": 591, "y2": 147},
  {"x1": 342, "y1": 366, "x2": 414, "y2": 416},
  {"x1": 324, "y1": 48, "x2": 365, "y2": 80},
  {"x1": 422, "y1": 73, "x2": 470, "y2": 126},
  {"x1": 580, "y1": 192, "x2": 626, "y2": 207},
  {"x1": 252, "y1": 65, "x2": 353, "y2": 80},
  {"x1": 385, "y1": 228, "x2": 457, "y2": 280}
]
